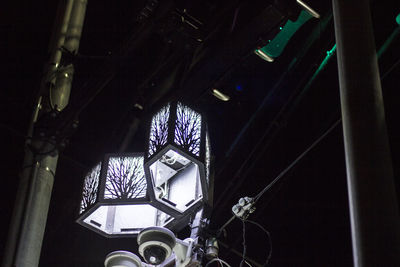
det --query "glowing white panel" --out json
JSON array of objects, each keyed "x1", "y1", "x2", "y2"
[
  {"x1": 80, "y1": 163, "x2": 101, "y2": 214},
  {"x1": 205, "y1": 132, "x2": 211, "y2": 185},
  {"x1": 150, "y1": 160, "x2": 177, "y2": 188},
  {"x1": 83, "y1": 205, "x2": 108, "y2": 230},
  {"x1": 104, "y1": 156, "x2": 146, "y2": 199},
  {"x1": 83, "y1": 204, "x2": 171, "y2": 235},
  {"x1": 174, "y1": 102, "x2": 202, "y2": 156},
  {"x1": 168, "y1": 163, "x2": 201, "y2": 211},
  {"x1": 149, "y1": 149, "x2": 203, "y2": 213},
  {"x1": 149, "y1": 104, "x2": 170, "y2": 157}
]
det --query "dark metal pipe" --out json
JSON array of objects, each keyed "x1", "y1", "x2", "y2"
[
  {"x1": 332, "y1": 1, "x2": 400, "y2": 266},
  {"x1": 2, "y1": 1, "x2": 87, "y2": 266}
]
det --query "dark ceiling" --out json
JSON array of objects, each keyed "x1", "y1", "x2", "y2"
[{"x1": 1, "y1": 0, "x2": 400, "y2": 266}]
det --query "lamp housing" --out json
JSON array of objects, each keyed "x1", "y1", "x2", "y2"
[
  {"x1": 144, "y1": 101, "x2": 212, "y2": 217},
  {"x1": 77, "y1": 153, "x2": 180, "y2": 237}
]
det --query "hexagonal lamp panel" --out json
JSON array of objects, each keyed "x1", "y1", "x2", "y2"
[
  {"x1": 77, "y1": 153, "x2": 176, "y2": 237},
  {"x1": 144, "y1": 101, "x2": 212, "y2": 217}
]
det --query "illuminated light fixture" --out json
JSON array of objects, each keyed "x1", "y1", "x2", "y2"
[
  {"x1": 144, "y1": 101, "x2": 212, "y2": 217},
  {"x1": 77, "y1": 154, "x2": 178, "y2": 237},
  {"x1": 255, "y1": 9, "x2": 317, "y2": 62},
  {"x1": 296, "y1": 0, "x2": 320, "y2": 19},
  {"x1": 396, "y1": 13, "x2": 400, "y2": 25},
  {"x1": 134, "y1": 103, "x2": 144, "y2": 110},
  {"x1": 254, "y1": 48, "x2": 274, "y2": 62},
  {"x1": 212, "y1": 88, "x2": 230, "y2": 101}
]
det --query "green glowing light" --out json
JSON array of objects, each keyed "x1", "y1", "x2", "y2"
[
  {"x1": 313, "y1": 44, "x2": 336, "y2": 80},
  {"x1": 290, "y1": 43, "x2": 336, "y2": 108},
  {"x1": 255, "y1": 10, "x2": 314, "y2": 60},
  {"x1": 396, "y1": 13, "x2": 400, "y2": 25}
]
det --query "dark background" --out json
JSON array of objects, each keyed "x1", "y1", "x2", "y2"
[{"x1": 1, "y1": 0, "x2": 400, "y2": 266}]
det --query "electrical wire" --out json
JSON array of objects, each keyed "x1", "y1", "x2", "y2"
[
  {"x1": 381, "y1": 56, "x2": 400, "y2": 80},
  {"x1": 213, "y1": 17, "x2": 399, "y2": 267},
  {"x1": 253, "y1": 118, "x2": 341, "y2": 203},
  {"x1": 216, "y1": 47, "x2": 399, "y2": 234},
  {"x1": 222, "y1": 219, "x2": 272, "y2": 267},
  {"x1": 217, "y1": 216, "x2": 236, "y2": 237},
  {"x1": 244, "y1": 219, "x2": 272, "y2": 266},
  {"x1": 205, "y1": 257, "x2": 232, "y2": 267},
  {"x1": 240, "y1": 220, "x2": 247, "y2": 267},
  {"x1": 217, "y1": 119, "x2": 341, "y2": 234},
  {"x1": 218, "y1": 240, "x2": 263, "y2": 267},
  {"x1": 215, "y1": 120, "x2": 341, "y2": 266},
  {"x1": 213, "y1": 14, "x2": 333, "y2": 211},
  {"x1": 216, "y1": 59, "x2": 397, "y2": 255}
]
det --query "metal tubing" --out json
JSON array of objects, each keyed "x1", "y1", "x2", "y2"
[
  {"x1": 16, "y1": 155, "x2": 57, "y2": 267},
  {"x1": 51, "y1": 0, "x2": 88, "y2": 111},
  {"x1": 1, "y1": 0, "x2": 87, "y2": 266},
  {"x1": 332, "y1": 1, "x2": 400, "y2": 266}
]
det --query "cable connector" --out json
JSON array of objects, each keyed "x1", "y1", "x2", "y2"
[{"x1": 232, "y1": 197, "x2": 255, "y2": 220}]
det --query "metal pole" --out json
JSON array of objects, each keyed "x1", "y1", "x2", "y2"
[
  {"x1": 51, "y1": 0, "x2": 88, "y2": 111},
  {"x1": 1, "y1": 1, "x2": 87, "y2": 266},
  {"x1": 332, "y1": 1, "x2": 400, "y2": 266},
  {"x1": 188, "y1": 209, "x2": 206, "y2": 265}
]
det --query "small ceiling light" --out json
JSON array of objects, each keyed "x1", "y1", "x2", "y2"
[
  {"x1": 212, "y1": 89, "x2": 230, "y2": 101},
  {"x1": 77, "y1": 154, "x2": 178, "y2": 237},
  {"x1": 144, "y1": 101, "x2": 212, "y2": 217},
  {"x1": 255, "y1": 9, "x2": 317, "y2": 62},
  {"x1": 134, "y1": 103, "x2": 144, "y2": 110},
  {"x1": 254, "y1": 49, "x2": 274, "y2": 62},
  {"x1": 296, "y1": 0, "x2": 320, "y2": 18}
]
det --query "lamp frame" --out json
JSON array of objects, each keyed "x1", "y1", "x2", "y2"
[
  {"x1": 77, "y1": 153, "x2": 181, "y2": 238},
  {"x1": 144, "y1": 101, "x2": 212, "y2": 218}
]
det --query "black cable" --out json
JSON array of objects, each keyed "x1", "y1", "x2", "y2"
[
  {"x1": 216, "y1": 118, "x2": 341, "y2": 233},
  {"x1": 240, "y1": 219, "x2": 247, "y2": 267},
  {"x1": 213, "y1": 14, "x2": 333, "y2": 211},
  {"x1": 381, "y1": 56, "x2": 400, "y2": 80},
  {"x1": 214, "y1": 21, "x2": 399, "y2": 267},
  {"x1": 217, "y1": 216, "x2": 236, "y2": 237},
  {"x1": 215, "y1": 51, "x2": 399, "y2": 233},
  {"x1": 26, "y1": 137, "x2": 58, "y2": 157},
  {"x1": 245, "y1": 219, "x2": 272, "y2": 266},
  {"x1": 218, "y1": 240, "x2": 263, "y2": 267},
  {"x1": 254, "y1": 118, "x2": 341, "y2": 203}
]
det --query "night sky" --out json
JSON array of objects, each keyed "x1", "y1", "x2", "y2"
[{"x1": 1, "y1": 0, "x2": 400, "y2": 266}]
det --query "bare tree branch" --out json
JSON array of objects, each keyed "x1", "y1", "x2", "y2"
[
  {"x1": 80, "y1": 163, "x2": 101, "y2": 214},
  {"x1": 174, "y1": 102, "x2": 201, "y2": 156},
  {"x1": 149, "y1": 104, "x2": 170, "y2": 157},
  {"x1": 104, "y1": 156, "x2": 147, "y2": 199}
]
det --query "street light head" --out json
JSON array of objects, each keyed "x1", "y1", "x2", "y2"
[{"x1": 77, "y1": 102, "x2": 213, "y2": 240}]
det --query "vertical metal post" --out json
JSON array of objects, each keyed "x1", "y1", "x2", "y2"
[
  {"x1": 51, "y1": 0, "x2": 88, "y2": 111},
  {"x1": 332, "y1": 1, "x2": 400, "y2": 266},
  {"x1": 188, "y1": 209, "x2": 206, "y2": 265},
  {"x1": 1, "y1": 0, "x2": 87, "y2": 266},
  {"x1": 190, "y1": 209, "x2": 204, "y2": 239}
]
